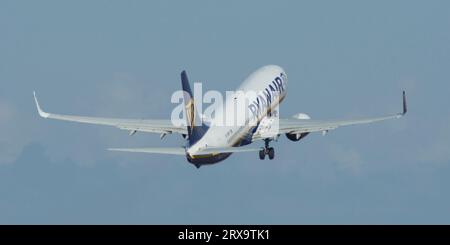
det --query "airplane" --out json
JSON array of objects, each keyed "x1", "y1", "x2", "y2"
[{"x1": 33, "y1": 65, "x2": 407, "y2": 168}]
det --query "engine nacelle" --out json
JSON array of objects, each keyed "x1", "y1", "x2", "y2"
[
  {"x1": 286, "y1": 113, "x2": 311, "y2": 141},
  {"x1": 292, "y1": 113, "x2": 311, "y2": 120},
  {"x1": 286, "y1": 132, "x2": 309, "y2": 141}
]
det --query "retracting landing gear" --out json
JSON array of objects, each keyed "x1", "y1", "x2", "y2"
[
  {"x1": 259, "y1": 139, "x2": 275, "y2": 160},
  {"x1": 259, "y1": 149, "x2": 265, "y2": 160},
  {"x1": 268, "y1": 147, "x2": 274, "y2": 160}
]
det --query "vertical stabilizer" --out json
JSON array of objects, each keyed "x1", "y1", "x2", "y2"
[{"x1": 181, "y1": 70, "x2": 206, "y2": 144}]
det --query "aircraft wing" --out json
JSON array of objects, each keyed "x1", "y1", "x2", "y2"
[
  {"x1": 33, "y1": 92, "x2": 187, "y2": 135},
  {"x1": 256, "y1": 91, "x2": 407, "y2": 139},
  {"x1": 278, "y1": 114, "x2": 403, "y2": 135}
]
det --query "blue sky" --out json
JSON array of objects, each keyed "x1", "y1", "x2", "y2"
[{"x1": 1, "y1": 0, "x2": 450, "y2": 224}]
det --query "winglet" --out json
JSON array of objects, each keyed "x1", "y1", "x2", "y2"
[
  {"x1": 33, "y1": 91, "x2": 50, "y2": 118},
  {"x1": 402, "y1": 90, "x2": 407, "y2": 115}
]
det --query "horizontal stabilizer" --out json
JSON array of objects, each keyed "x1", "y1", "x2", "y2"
[
  {"x1": 108, "y1": 147, "x2": 186, "y2": 155},
  {"x1": 108, "y1": 146, "x2": 263, "y2": 155},
  {"x1": 195, "y1": 146, "x2": 263, "y2": 155}
]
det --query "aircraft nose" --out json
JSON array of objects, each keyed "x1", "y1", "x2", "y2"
[{"x1": 280, "y1": 69, "x2": 288, "y2": 85}]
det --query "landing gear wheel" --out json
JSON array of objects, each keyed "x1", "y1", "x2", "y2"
[
  {"x1": 259, "y1": 150, "x2": 265, "y2": 160},
  {"x1": 268, "y1": 147, "x2": 275, "y2": 160},
  {"x1": 258, "y1": 139, "x2": 275, "y2": 160}
]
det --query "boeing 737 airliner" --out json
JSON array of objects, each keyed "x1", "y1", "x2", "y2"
[{"x1": 34, "y1": 65, "x2": 407, "y2": 168}]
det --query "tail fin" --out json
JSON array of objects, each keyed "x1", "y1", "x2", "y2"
[{"x1": 181, "y1": 70, "x2": 206, "y2": 144}]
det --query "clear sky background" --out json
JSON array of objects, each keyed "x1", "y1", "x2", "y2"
[{"x1": 1, "y1": 0, "x2": 449, "y2": 224}]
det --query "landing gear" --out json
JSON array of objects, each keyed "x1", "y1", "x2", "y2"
[
  {"x1": 259, "y1": 150, "x2": 265, "y2": 160},
  {"x1": 268, "y1": 147, "x2": 274, "y2": 160},
  {"x1": 259, "y1": 139, "x2": 275, "y2": 160}
]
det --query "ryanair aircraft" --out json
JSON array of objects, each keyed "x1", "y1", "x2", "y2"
[{"x1": 34, "y1": 65, "x2": 407, "y2": 168}]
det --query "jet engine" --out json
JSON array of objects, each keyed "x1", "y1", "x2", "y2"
[
  {"x1": 286, "y1": 132, "x2": 309, "y2": 141},
  {"x1": 285, "y1": 113, "x2": 310, "y2": 142}
]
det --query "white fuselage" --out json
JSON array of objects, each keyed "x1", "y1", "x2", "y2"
[{"x1": 187, "y1": 65, "x2": 287, "y2": 156}]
